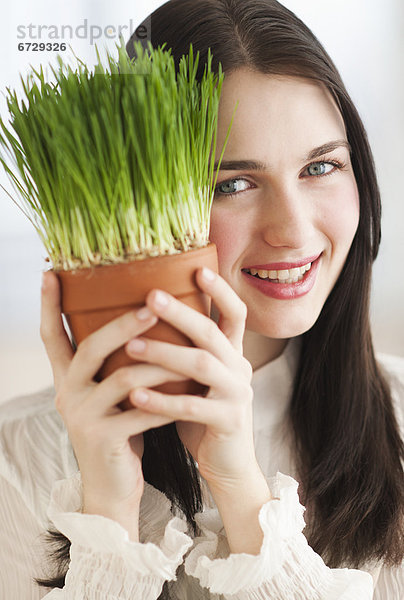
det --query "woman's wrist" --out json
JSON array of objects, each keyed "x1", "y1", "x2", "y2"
[
  {"x1": 82, "y1": 500, "x2": 141, "y2": 542},
  {"x1": 206, "y1": 469, "x2": 272, "y2": 555}
]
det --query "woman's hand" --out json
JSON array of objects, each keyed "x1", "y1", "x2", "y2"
[
  {"x1": 126, "y1": 267, "x2": 264, "y2": 493},
  {"x1": 40, "y1": 271, "x2": 188, "y2": 540},
  {"x1": 126, "y1": 267, "x2": 272, "y2": 554}
]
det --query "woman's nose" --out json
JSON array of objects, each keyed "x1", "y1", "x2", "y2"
[{"x1": 260, "y1": 185, "x2": 315, "y2": 249}]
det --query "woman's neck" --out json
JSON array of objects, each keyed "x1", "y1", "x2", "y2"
[{"x1": 243, "y1": 328, "x2": 289, "y2": 371}]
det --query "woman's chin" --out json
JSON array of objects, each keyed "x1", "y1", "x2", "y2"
[{"x1": 246, "y1": 311, "x2": 320, "y2": 339}]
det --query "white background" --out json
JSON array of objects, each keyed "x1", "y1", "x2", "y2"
[{"x1": 0, "y1": 0, "x2": 403, "y2": 403}]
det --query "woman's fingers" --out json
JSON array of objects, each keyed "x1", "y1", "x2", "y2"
[
  {"x1": 142, "y1": 268, "x2": 248, "y2": 369},
  {"x1": 129, "y1": 385, "x2": 252, "y2": 432},
  {"x1": 108, "y1": 407, "x2": 175, "y2": 440},
  {"x1": 40, "y1": 270, "x2": 74, "y2": 389},
  {"x1": 126, "y1": 336, "x2": 239, "y2": 396},
  {"x1": 40, "y1": 270, "x2": 161, "y2": 394},
  {"x1": 196, "y1": 268, "x2": 247, "y2": 354},
  {"x1": 67, "y1": 307, "x2": 159, "y2": 392},
  {"x1": 42, "y1": 266, "x2": 249, "y2": 397},
  {"x1": 79, "y1": 364, "x2": 189, "y2": 417}
]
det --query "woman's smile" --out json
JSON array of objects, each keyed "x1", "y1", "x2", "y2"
[
  {"x1": 241, "y1": 252, "x2": 322, "y2": 300},
  {"x1": 241, "y1": 252, "x2": 321, "y2": 282}
]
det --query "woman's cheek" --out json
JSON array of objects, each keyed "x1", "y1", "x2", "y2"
[
  {"x1": 209, "y1": 208, "x2": 244, "y2": 265},
  {"x1": 318, "y1": 178, "x2": 360, "y2": 266},
  {"x1": 333, "y1": 179, "x2": 360, "y2": 245}
]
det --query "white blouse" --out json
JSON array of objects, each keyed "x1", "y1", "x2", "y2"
[{"x1": 0, "y1": 338, "x2": 403, "y2": 599}]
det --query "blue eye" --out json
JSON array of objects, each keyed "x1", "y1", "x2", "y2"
[
  {"x1": 214, "y1": 177, "x2": 251, "y2": 197},
  {"x1": 304, "y1": 161, "x2": 342, "y2": 177}
]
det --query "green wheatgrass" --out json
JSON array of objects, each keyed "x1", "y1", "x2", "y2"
[{"x1": 0, "y1": 40, "x2": 235, "y2": 270}]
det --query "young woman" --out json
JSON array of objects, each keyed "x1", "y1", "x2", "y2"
[{"x1": 0, "y1": 1, "x2": 402, "y2": 598}]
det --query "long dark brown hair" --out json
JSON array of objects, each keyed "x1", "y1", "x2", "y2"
[{"x1": 37, "y1": 0, "x2": 403, "y2": 595}]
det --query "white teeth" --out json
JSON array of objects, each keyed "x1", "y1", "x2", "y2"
[
  {"x1": 245, "y1": 260, "x2": 314, "y2": 282},
  {"x1": 277, "y1": 269, "x2": 289, "y2": 281}
]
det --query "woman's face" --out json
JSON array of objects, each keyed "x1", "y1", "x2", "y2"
[{"x1": 210, "y1": 69, "x2": 360, "y2": 339}]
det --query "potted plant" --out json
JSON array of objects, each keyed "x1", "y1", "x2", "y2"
[{"x1": 0, "y1": 40, "x2": 234, "y2": 401}]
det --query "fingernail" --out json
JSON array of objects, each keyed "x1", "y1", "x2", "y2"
[
  {"x1": 136, "y1": 306, "x2": 154, "y2": 321},
  {"x1": 128, "y1": 338, "x2": 147, "y2": 353},
  {"x1": 201, "y1": 267, "x2": 215, "y2": 282},
  {"x1": 133, "y1": 388, "x2": 149, "y2": 404},
  {"x1": 153, "y1": 290, "x2": 169, "y2": 308}
]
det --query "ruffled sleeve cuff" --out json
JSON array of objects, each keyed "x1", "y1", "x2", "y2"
[
  {"x1": 185, "y1": 472, "x2": 373, "y2": 599},
  {"x1": 47, "y1": 473, "x2": 193, "y2": 599}
]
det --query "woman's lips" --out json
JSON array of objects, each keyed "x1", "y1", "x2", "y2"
[
  {"x1": 242, "y1": 253, "x2": 321, "y2": 271},
  {"x1": 241, "y1": 254, "x2": 322, "y2": 300}
]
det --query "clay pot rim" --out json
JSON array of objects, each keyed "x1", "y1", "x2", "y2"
[
  {"x1": 56, "y1": 242, "x2": 218, "y2": 313},
  {"x1": 52, "y1": 241, "x2": 214, "y2": 275}
]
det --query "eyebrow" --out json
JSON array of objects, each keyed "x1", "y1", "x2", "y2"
[{"x1": 213, "y1": 139, "x2": 352, "y2": 172}]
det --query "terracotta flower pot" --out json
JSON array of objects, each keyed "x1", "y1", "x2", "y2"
[{"x1": 55, "y1": 243, "x2": 218, "y2": 408}]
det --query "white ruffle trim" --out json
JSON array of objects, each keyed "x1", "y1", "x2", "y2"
[
  {"x1": 184, "y1": 472, "x2": 304, "y2": 593},
  {"x1": 47, "y1": 472, "x2": 193, "y2": 581},
  {"x1": 184, "y1": 472, "x2": 373, "y2": 598}
]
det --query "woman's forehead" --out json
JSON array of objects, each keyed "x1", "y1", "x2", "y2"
[
  {"x1": 219, "y1": 69, "x2": 342, "y2": 121},
  {"x1": 216, "y1": 69, "x2": 347, "y2": 160}
]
